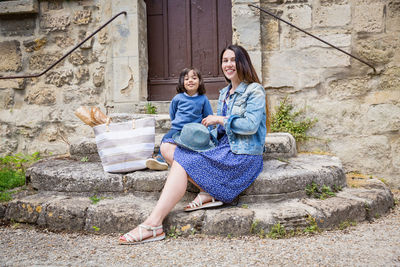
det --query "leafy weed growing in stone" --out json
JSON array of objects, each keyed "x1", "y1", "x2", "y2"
[
  {"x1": 167, "y1": 226, "x2": 182, "y2": 239},
  {"x1": 0, "y1": 152, "x2": 41, "y2": 202},
  {"x1": 146, "y1": 102, "x2": 157, "y2": 114},
  {"x1": 267, "y1": 223, "x2": 287, "y2": 239},
  {"x1": 338, "y1": 220, "x2": 357, "y2": 230},
  {"x1": 305, "y1": 181, "x2": 341, "y2": 200},
  {"x1": 270, "y1": 97, "x2": 317, "y2": 143},
  {"x1": 303, "y1": 215, "x2": 320, "y2": 234},
  {"x1": 80, "y1": 156, "x2": 89, "y2": 162}
]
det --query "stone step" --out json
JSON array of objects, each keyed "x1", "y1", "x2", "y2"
[
  {"x1": 1, "y1": 179, "x2": 394, "y2": 235},
  {"x1": 131, "y1": 100, "x2": 219, "y2": 115},
  {"x1": 26, "y1": 154, "x2": 346, "y2": 202},
  {"x1": 69, "y1": 132, "x2": 297, "y2": 162}
]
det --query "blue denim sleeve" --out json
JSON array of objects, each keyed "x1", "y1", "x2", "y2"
[{"x1": 224, "y1": 84, "x2": 266, "y2": 135}]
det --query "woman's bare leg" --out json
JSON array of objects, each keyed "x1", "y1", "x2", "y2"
[
  {"x1": 120, "y1": 160, "x2": 188, "y2": 241},
  {"x1": 160, "y1": 142, "x2": 177, "y2": 165}
]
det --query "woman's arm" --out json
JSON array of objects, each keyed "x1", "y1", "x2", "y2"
[{"x1": 225, "y1": 84, "x2": 266, "y2": 135}]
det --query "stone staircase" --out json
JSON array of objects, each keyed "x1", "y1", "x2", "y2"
[{"x1": 0, "y1": 114, "x2": 395, "y2": 237}]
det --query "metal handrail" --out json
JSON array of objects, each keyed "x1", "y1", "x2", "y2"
[
  {"x1": 0, "y1": 11, "x2": 127, "y2": 80},
  {"x1": 249, "y1": 4, "x2": 376, "y2": 73}
]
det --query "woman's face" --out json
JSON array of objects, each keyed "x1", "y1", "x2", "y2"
[{"x1": 221, "y1": 49, "x2": 240, "y2": 84}]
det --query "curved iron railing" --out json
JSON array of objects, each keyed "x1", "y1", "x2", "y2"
[
  {"x1": 0, "y1": 11, "x2": 127, "y2": 80},
  {"x1": 249, "y1": 4, "x2": 376, "y2": 73}
]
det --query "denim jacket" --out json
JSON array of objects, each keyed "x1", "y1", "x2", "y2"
[{"x1": 215, "y1": 82, "x2": 266, "y2": 155}]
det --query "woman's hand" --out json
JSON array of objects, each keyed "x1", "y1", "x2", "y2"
[{"x1": 201, "y1": 115, "x2": 226, "y2": 127}]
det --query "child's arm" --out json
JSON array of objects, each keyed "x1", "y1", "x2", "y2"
[
  {"x1": 169, "y1": 97, "x2": 178, "y2": 121},
  {"x1": 202, "y1": 96, "x2": 214, "y2": 118}
]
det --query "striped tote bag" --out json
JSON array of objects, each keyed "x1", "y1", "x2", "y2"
[{"x1": 93, "y1": 117, "x2": 155, "y2": 173}]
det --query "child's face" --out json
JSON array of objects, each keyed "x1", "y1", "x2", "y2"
[{"x1": 184, "y1": 70, "x2": 200, "y2": 96}]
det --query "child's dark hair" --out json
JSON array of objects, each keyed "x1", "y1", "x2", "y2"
[{"x1": 176, "y1": 68, "x2": 206, "y2": 95}]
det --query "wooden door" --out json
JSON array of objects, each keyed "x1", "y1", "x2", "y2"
[{"x1": 146, "y1": 0, "x2": 232, "y2": 100}]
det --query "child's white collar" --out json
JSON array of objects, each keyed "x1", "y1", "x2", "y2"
[{"x1": 184, "y1": 92, "x2": 198, "y2": 97}]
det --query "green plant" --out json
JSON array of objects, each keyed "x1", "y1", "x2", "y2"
[
  {"x1": 145, "y1": 102, "x2": 157, "y2": 114},
  {"x1": 303, "y1": 215, "x2": 320, "y2": 234},
  {"x1": 167, "y1": 226, "x2": 182, "y2": 239},
  {"x1": 89, "y1": 195, "x2": 101, "y2": 204},
  {"x1": 267, "y1": 223, "x2": 287, "y2": 239},
  {"x1": 270, "y1": 97, "x2": 317, "y2": 143},
  {"x1": 338, "y1": 220, "x2": 357, "y2": 230},
  {"x1": 0, "y1": 152, "x2": 41, "y2": 202},
  {"x1": 92, "y1": 226, "x2": 100, "y2": 231},
  {"x1": 80, "y1": 156, "x2": 89, "y2": 162},
  {"x1": 241, "y1": 204, "x2": 249, "y2": 209},
  {"x1": 250, "y1": 220, "x2": 259, "y2": 234},
  {"x1": 305, "y1": 182, "x2": 341, "y2": 200}
]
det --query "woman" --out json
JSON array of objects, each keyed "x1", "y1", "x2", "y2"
[{"x1": 119, "y1": 45, "x2": 266, "y2": 244}]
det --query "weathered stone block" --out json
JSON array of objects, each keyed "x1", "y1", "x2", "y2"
[
  {"x1": 302, "y1": 194, "x2": 367, "y2": 228},
  {"x1": 68, "y1": 50, "x2": 95, "y2": 65},
  {"x1": 40, "y1": 12, "x2": 70, "y2": 31},
  {"x1": 23, "y1": 37, "x2": 47, "y2": 52},
  {"x1": 0, "y1": 14, "x2": 36, "y2": 36},
  {"x1": 354, "y1": 3, "x2": 384, "y2": 33},
  {"x1": 5, "y1": 194, "x2": 48, "y2": 223},
  {"x1": 290, "y1": 33, "x2": 351, "y2": 49},
  {"x1": 69, "y1": 137, "x2": 100, "y2": 162},
  {"x1": 45, "y1": 70, "x2": 74, "y2": 87},
  {"x1": 314, "y1": 4, "x2": 351, "y2": 27},
  {"x1": 84, "y1": 195, "x2": 154, "y2": 234},
  {"x1": 0, "y1": 78, "x2": 25, "y2": 90},
  {"x1": 282, "y1": 4, "x2": 312, "y2": 29},
  {"x1": 0, "y1": 0, "x2": 38, "y2": 15},
  {"x1": 355, "y1": 35, "x2": 398, "y2": 64},
  {"x1": 232, "y1": 3, "x2": 261, "y2": 49},
  {"x1": 28, "y1": 159, "x2": 124, "y2": 192},
  {"x1": 329, "y1": 135, "x2": 391, "y2": 174},
  {"x1": 387, "y1": 0, "x2": 400, "y2": 32},
  {"x1": 38, "y1": 196, "x2": 90, "y2": 231},
  {"x1": 73, "y1": 10, "x2": 91, "y2": 25},
  {"x1": 124, "y1": 170, "x2": 167, "y2": 193},
  {"x1": 29, "y1": 52, "x2": 63, "y2": 71},
  {"x1": 261, "y1": 16, "x2": 279, "y2": 51},
  {"x1": 328, "y1": 77, "x2": 372, "y2": 100},
  {"x1": 0, "y1": 89, "x2": 13, "y2": 109},
  {"x1": 93, "y1": 67, "x2": 104, "y2": 87},
  {"x1": 202, "y1": 208, "x2": 254, "y2": 236},
  {"x1": 54, "y1": 35, "x2": 75, "y2": 48},
  {"x1": 392, "y1": 135, "x2": 400, "y2": 170},
  {"x1": 364, "y1": 104, "x2": 400, "y2": 134},
  {"x1": 0, "y1": 41, "x2": 22, "y2": 72},
  {"x1": 25, "y1": 86, "x2": 56, "y2": 106}
]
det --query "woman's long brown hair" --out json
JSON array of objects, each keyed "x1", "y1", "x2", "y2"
[{"x1": 220, "y1": 44, "x2": 260, "y2": 84}]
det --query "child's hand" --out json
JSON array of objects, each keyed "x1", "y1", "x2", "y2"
[{"x1": 202, "y1": 115, "x2": 225, "y2": 127}]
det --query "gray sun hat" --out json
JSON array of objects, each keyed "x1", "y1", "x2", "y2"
[{"x1": 173, "y1": 123, "x2": 217, "y2": 152}]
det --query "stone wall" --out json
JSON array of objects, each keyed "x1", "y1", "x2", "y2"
[
  {"x1": 0, "y1": 0, "x2": 399, "y2": 188},
  {"x1": 260, "y1": 0, "x2": 400, "y2": 188},
  {"x1": 0, "y1": 0, "x2": 113, "y2": 155}
]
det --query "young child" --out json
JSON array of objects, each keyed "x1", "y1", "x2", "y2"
[{"x1": 146, "y1": 68, "x2": 213, "y2": 170}]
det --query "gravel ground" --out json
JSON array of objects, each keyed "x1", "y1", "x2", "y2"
[{"x1": 1, "y1": 193, "x2": 399, "y2": 267}]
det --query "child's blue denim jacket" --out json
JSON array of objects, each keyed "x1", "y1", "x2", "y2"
[{"x1": 215, "y1": 82, "x2": 266, "y2": 155}]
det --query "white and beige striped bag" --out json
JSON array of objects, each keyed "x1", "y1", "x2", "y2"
[{"x1": 93, "y1": 117, "x2": 155, "y2": 173}]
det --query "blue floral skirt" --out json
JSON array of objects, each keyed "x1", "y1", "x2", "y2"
[{"x1": 165, "y1": 134, "x2": 263, "y2": 203}]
